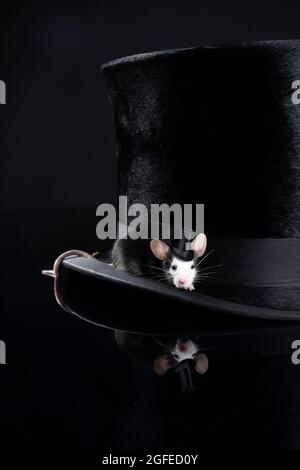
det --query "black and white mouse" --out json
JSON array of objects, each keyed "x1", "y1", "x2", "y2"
[
  {"x1": 112, "y1": 233, "x2": 207, "y2": 291},
  {"x1": 153, "y1": 339, "x2": 209, "y2": 376}
]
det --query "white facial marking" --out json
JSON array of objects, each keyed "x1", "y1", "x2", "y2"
[
  {"x1": 168, "y1": 255, "x2": 196, "y2": 290},
  {"x1": 171, "y1": 340, "x2": 198, "y2": 363}
]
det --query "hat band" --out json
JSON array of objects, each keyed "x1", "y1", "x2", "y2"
[{"x1": 207, "y1": 238, "x2": 300, "y2": 288}]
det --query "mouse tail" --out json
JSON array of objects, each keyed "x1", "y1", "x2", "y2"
[
  {"x1": 42, "y1": 249, "x2": 93, "y2": 278},
  {"x1": 42, "y1": 269, "x2": 56, "y2": 278}
]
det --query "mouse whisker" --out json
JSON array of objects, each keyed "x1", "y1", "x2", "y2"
[
  {"x1": 196, "y1": 271, "x2": 218, "y2": 278},
  {"x1": 152, "y1": 275, "x2": 169, "y2": 281},
  {"x1": 154, "y1": 275, "x2": 171, "y2": 283},
  {"x1": 197, "y1": 264, "x2": 222, "y2": 272},
  {"x1": 196, "y1": 270, "x2": 218, "y2": 277},
  {"x1": 194, "y1": 272, "x2": 218, "y2": 282},
  {"x1": 151, "y1": 273, "x2": 170, "y2": 281},
  {"x1": 141, "y1": 263, "x2": 166, "y2": 273},
  {"x1": 150, "y1": 273, "x2": 167, "y2": 279},
  {"x1": 195, "y1": 249, "x2": 215, "y2": 267}
]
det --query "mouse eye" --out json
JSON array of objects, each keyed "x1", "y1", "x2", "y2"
[
  {"x1": 171, "y1": 265, "x2": 177, "y2": 271},
  {"x1": 191, "y1": 264, "x2": 195, "y2": 269}
]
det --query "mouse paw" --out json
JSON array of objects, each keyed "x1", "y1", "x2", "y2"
[{"x1": 188, "y1": 285, "x2": 195, "y2": 291}]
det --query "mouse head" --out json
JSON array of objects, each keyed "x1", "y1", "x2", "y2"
[
  {"x1": 153, "y1": 339, "x2": 209, "y2": 376},
  {"x1": 150, "y1": 233, "x2": 207, "y2": 290},
  {"x1": 171, "y1": 339, "x2": 198, "y2": 362}
]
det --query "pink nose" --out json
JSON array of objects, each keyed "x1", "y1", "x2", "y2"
[{"x1": 179, "y1": 278, "x2": 187, "y2": 285}]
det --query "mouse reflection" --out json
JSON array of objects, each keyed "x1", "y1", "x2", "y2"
[{"x1": 114, "y1": 331, "x2": 209, "y2": 393}]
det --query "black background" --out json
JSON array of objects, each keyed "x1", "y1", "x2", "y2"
[
  {"x1": 2, "y1": 0, "x2": 300, "y2": 453},
  {"x1": 2, "y1": 0, "x2": 300, "y2": 210}
]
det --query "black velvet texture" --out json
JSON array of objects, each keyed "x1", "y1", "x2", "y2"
[{"x1": 102, "y1": 41, "x2": 300, "y2": 312}]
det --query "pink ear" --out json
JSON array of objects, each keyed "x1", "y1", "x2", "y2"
[
  {"x1": 195, "y1": 353, "x2": 209, "y2": 374},
  {"x1": 192, "y1": 233, "x2": 207, "y2": 258},
  {"x1": 153, "y1": 354, "x2": 172, "y2": 376},
  {"x1": 150, "y1": 239, "x2": 171, "y2": 260}
]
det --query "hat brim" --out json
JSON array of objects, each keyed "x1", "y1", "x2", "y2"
[{"x1": 55, "y1": 256, "x2": 300, "y2": 335}]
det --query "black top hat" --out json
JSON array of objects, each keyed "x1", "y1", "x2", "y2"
[
  {"x1": 171, "y1": 236, "x2": 195, "y2": 261},
  {"x1": 172, "y1": 359, "x2": 196, "y2": 393},
  {"x1": 49, "y1": 40, "x2": 300, "y2": 324}
]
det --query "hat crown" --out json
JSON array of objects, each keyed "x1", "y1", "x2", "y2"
[
  {"x1": 170, "y1": 234, "x2": 194, "y2": 261},
  {"x1": 102, "y1": 41, "x2": 300, "y2": 238}
]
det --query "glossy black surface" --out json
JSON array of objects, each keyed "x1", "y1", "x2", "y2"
[{"x1": 1, "y1": 208, "x2": 300, "y2": 449}]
